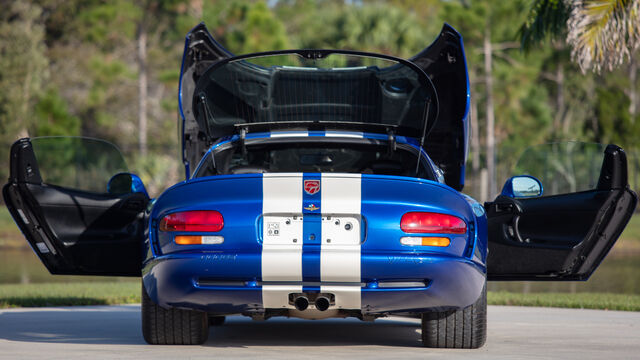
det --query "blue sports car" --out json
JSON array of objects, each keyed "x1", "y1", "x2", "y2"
[{"x1": 3, "y1": 24, "x2": 637, "y2": 348}]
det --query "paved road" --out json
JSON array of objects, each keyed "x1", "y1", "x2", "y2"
[{"x1": 0, "y1": 305, "x2": 638, "y2": 359}]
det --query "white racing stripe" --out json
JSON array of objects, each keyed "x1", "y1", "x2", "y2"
[
  {"x1": 270, "y1": 131, "x2": 309, "y2": 138},
  {"x1": 324, "y1": 131, "x2": 364, "y2": 138},
  {"x1": 262, "y1": 173, "x2": 303, "y2": 309},
  {"x1": 320, "y1": 174, "x2": 362, "y2": 309}
]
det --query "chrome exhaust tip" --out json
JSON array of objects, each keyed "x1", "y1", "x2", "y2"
[
  {"x1": 294, "y1": 296, "x2": 309, "y2": 311},
  {"x1": 315, "y1": 296, "x2": 330, "y2": 311}
]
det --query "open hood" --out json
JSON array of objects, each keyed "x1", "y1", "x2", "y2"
[
  {"x1": 179, "y1": 24, "x2": 469, "y2": 190},
  {"x1": 410, "y1": 24, "x2": 469, "y2": 191},
  {"x1": 179, "y1": 23, "x2": 233, "y2": 177}
]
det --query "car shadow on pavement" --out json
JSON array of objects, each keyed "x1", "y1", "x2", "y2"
[
  {"x1": 0, "y1": 306, "x2": 145, "y2": 345},
  {"x1": 205, "y1": 317, "x2": 423, "y2": 348},
  {"x1": 0, "y1": 306, "x2": 424, "y2": 347}
]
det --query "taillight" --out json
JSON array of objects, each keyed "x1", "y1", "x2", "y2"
[
  {"x1": 159, "y1": 210, "x2": 224, "y2": 232},
  {"x1": 400, "y1": 212, "x2": 466, "y2": 234}
]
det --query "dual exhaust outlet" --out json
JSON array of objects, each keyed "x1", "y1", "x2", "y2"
[{"x1": 291, "y1": 294, "x2": 333, "y2": 311}]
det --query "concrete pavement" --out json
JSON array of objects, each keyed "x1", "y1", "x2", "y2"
[{"x1": 0, "y1": 305, "x2": 638, "y2": 359}]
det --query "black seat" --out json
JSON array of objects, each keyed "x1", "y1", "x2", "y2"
[{"x1": 370, "y1": 160, "x2": 404, "y2": 175}]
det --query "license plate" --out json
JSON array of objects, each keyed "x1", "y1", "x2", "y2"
[
  {"x1": 262, "y1": 215, "x2": 361, "y2": 245},
  {"x1": 321, "y1": 215, "x2": 361, "y2": 245},
  {"x1": 263, "y1": 215, "x2": 304, "y2": 245}
]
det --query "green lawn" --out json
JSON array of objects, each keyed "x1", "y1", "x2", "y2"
[
  {"x1": 1, "y1": 282, "x2": 640, "y2": 311},
  {"x1": 619, "y1": 213, "x2": 640, "y2": 245},
  {"x1": 488, "y1": 291, "x2": 640, "y2": 312},
  {"x1": 0, "y1": 207, "x2": 22, "y2": 248},
  {"x1": 0, "y1": 281, "x2": 140, "y2": 308}
]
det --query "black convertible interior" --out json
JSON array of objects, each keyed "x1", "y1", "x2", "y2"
[{"x1": 194, "y1": 138, "x2": 435, "y2": 180}]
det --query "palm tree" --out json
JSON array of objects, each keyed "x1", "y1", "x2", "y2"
[{"x1": 521, "y1": 0, "x2": 640, "y2": 73}]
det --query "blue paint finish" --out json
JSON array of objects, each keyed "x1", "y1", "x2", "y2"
[
  {"x1": 106, "y1": 172, "x2": 149, "y2": 198},
  {"x1": 473, "y1": 208, "x2": 488, "y2": 264},
  {"x1": 147, "y1": 174, "x2": 264, "y2": 281},
  {"x1": 360, "y1": 254, "x2": 485, "y2": 313},
  {"x1": 358, "y1": 174, "x2": 486, "y2": 309},
  {"x1": 500, "y1": 175, "x2": 544, "y2": 198},
  {"x1": 143, "y1": 169, "x2": 488, "y2": 314},
  {"x1": 360, "y1": 174, "x2": 475, "y2": 255},
  {"x1": 301, "y1": 219, "x2": 321, "y2": 287},
  {"x1": 142, "y1": 251, "x2": 484, "y2": 313},
  {"x1": 438, "y1": 23, "x2": 471, "y2": 189},
  {"x1": 302, "y1": 173, "x2": 322, "y2": 214},
  {"x1": 142, "y1": 254, "x2": 263, "y2": 313},
  {"x1": 177, "y1": 33, "x2": 190, "y2": 180},
  {"x1": 302, "y1": 173, "x2": 322, "y2": 289}
]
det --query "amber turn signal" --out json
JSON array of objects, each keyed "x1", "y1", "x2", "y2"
[
  {"x1": 175, "y1": 235, "x2": 224, "y2": 245},
  {"x1": 400, "y1": 236, "x2": 450, "y2": 247}
]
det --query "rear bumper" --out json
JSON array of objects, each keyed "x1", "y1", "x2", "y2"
[{"x1": 142, "y1": 252, "x2": 486, "y2": 315}]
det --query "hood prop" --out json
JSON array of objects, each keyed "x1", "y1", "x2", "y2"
[
  {"x1": 415, "y1": 99, "x2": 432, "y2": 176},
  {"x1": 386, "y1": 128, "x2": 396, "y2": 157},
  {"x1": 238, "y1": 126, "x2": 247, "y2": 157},
  {"x1": 197, "y1": 93, "x2": 215, "y2": 142}
]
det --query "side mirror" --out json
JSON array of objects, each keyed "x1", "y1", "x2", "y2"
[
  {"x1": 107, "y1": 172, "x2": 149, "y2": 198},
  {"x1": 500, "y1": 175, "x2": 543, "y2": 198}
]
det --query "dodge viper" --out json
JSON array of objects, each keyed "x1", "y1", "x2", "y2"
[{"x1": 3, "y1": 23, "x2": 636, "y2": 348}]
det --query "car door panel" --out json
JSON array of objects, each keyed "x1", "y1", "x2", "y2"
[
  {"x1": 486, "y1": 144, "x2": 637, "y2": 280},
  {"x1": 3, "y1": 138, "x2": 147, "y2": 276}
]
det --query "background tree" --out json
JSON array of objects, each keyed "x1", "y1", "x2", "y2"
[
  {"x1": 521, "y1": 0, "x2": 640, "y2": 73},
  {"x1": 0, "y1": 2, "x2": 48, "y2": 182},
  {"x1": 1, "y1": 0, "x2": 639, "y2": 200}
]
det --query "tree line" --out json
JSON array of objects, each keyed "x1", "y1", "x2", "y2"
[{"x1": 1, "y1": 0, "x2": 638, "y2": 200}]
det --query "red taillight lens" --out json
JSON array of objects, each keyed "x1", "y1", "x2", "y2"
[
  {"x1": 159, "y1": 210, "x2": 224, "y2": 232},
  {"x1": 400, "y1": 212, "x2": 466, "y2": 234}
]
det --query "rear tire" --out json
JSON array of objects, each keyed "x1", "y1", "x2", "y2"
[
  {"x1": 421, "y1": 284, "x2": 487, "y2": 348},
  {"x1": 141, "y1": 284, "x2": 209, "y2": 345}
]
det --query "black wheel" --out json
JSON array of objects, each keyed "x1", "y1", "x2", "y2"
[
  {"x1": 209, "y1": 316, "x2": 226, "y2": 326},
  {"x1": 141, "y1": 284, "x2": 209, "y2": 345},
  {"x1": 421, "y1": 284, "x2": 487, "y2": 349}
]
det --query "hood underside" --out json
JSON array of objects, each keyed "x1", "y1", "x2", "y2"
[
  {"x1": 193, "y1": 50, "x2": 438, "y2": 140},
  {"x1": 179, "y1": 23, "x2": 469, "y2": 190}
]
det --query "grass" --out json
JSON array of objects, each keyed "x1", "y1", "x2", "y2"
[
  {"x1": 618, "y1": 214, "x2": 640, "y2": 246},
  {"x1": 488, "y1": 291, "x2": 640, "y2": 312},
  {"x1": 0, "y1": 281, "x2": 140, "y2": 308},
  {"x1": 1, "y1": 282, "x2": 640, "y2": 311},
  {"x1": 0, "y1": 207, "x2": 23, "y2": 249}
]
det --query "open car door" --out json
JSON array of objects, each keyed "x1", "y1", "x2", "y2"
[
  {"x1": 486, "y1": 143, "x2": 637, "y2": 280},
  {"x1": 3, "y1": 137, "x2": 149, "y2": 276}
]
